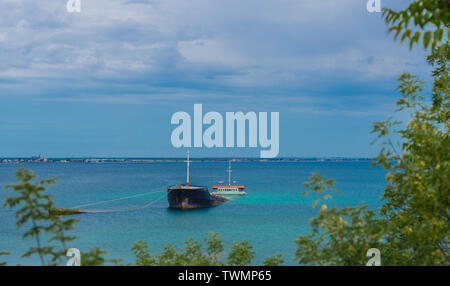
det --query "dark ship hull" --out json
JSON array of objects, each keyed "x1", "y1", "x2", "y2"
[{"x1": 168, "y1": 185, "x2": 229, "y2": 209}]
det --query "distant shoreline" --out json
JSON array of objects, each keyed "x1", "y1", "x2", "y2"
[{"x1": 0, "y1": 157, "x2": 373, "y2": 164}]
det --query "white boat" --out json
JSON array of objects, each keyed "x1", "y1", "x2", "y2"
[{"x1": 211, "y1": 160, "x2": 246, "y2": 195}]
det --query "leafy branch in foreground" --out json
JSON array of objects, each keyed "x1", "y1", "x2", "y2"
[
  {"x1": 427, "y1": 43, "x2": 450, "y2": 119},
  {"x1": 0, "y1": 252, "x2": 10, "y2": 266},
  {"x1": 295, "y1": 0, "x2": 449, "y2": 266},
  {"x1": 81, "y1": 247, "x2": 121, "y2": 266},
  {"x1": 227, "y1": 241, "x2": 256, "y2": 266},
  {"x1": 295, "y1": 52, "x2": 449, "y2": 265},
  {"x1": 2, "y1": 167, "x2": 113, "y2": 266},
  {"x1": 383, "y1": 0, "x2": 449, "y2": 50},
  {"x1": 302, "y1": 172, "x2": 340, "y2": 210},
  {"x1": 263, "y1": 254, "x2": 285, "y2": 266},
  {"x1": 296, "y1": 174, "x2": 383, "y2": 266},
  {"x1": 3, "y1": 168, "x2": 59, "y2": 265},
  {"x1": 372, "y1": 69, "x2": 449, "y2": 265},
  {"x1": 131, "y1": 232, "x2": 282, "y2": 266}
]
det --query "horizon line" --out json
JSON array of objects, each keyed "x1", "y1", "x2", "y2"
[{"x1": 0, "y1": 156, "x2": 373, "y2": 160}]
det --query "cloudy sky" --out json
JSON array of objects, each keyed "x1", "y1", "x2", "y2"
[{"x1": 0, "y1": 0, "x2": 430, "y2": 157}]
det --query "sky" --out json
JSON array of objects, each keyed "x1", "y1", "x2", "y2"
[{"x1": 0, "y1": 0, "x2": 431, "y2": 158}]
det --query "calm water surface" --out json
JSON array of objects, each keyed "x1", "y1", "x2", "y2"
[{"x1": 0, "y1": 161, "x2": 386, "y2": 265}]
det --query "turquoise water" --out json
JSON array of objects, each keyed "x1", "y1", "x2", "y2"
[{"x1": 0, "y1": 161, "x2": 386, "y2": 265}]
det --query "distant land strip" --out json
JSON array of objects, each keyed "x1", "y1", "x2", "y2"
[{"x1": 0, "y1": 157, "x2": 373, "y2": 164}]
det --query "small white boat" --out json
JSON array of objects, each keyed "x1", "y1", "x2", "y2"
[{"x1": 211, "y1": 160, "x2": 246, "y2": 196}]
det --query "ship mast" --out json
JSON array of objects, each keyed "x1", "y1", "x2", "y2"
[
  {"x1": 186, "y1": 150, "x2": 190, "y2": 185},
  {"x1": 227, "y1": 160, "x2": 232, "y2": 186}
]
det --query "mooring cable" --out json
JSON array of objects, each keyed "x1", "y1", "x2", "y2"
[
  {"x1": 81, "y1": 192, "x2": 170, "y2": 213},
  {"x1": 71, "y1": 190, "x2": 166, "y2": 209}
]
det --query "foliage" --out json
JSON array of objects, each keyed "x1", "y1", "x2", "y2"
[
  {"x1": 294, "y1": 0, "x2": 449, "y2": 267},
  {"x1": 295, "y1": 54, "x2": 449, "y2": 265},
  {"x1": 227, "y1": 241, "x2": 256, "y2": 266},
  {"x1": 130, "y1": 232, "x2": 280, "y2": 266},
  {"x1": 383, "y1": 0, "x2": 449, "y2": 50},
  {"x1": 427, "y1": 42, "x2": 450, "y2": 118},
  {"x1": 2, "y1": 167, "x2": 114, "y2": 266},
  {"x1": 130, "y1": 233, "x2": 224, "y2": 266},
  {"x1": 262, "y1": 254, "x2": 285, "y2": 266},
  {"x1": 296, "y1": 174, "x2": 384, "y2": 266},
  {"x1": 131, "y1": 240, "x2": 156, "y2": 266},
  {"x1": 81, "y1": 246, "x2": 121, "y2": 266},
  {"x1": 302, "y1": 172, "x2": 340, "y2": 209},
  {"x1": 0, "y1": 252, "x2": 10, "y2": 266},
  {"x1": 372, "y1": 69, "x2": 449, "y2": 265},
  {"x1": 49, "y1": 208, "x2": 83, "y2": 215},
  {"x1": 3, "y1": 167, "x2": 73, "y2": 265},
  {"x1": 204, "y1": 231, "x2": 224, "y2": 261}
]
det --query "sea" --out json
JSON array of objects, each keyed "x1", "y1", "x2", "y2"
[{"x1": 0, "y1": 160, "x2": 387, "y2": 265}]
